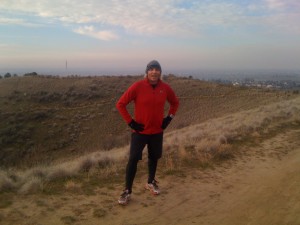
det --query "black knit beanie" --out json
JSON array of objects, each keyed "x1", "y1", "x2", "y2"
[{"x1": 145, "y1": 60, "x2": 161, "y2": 74}]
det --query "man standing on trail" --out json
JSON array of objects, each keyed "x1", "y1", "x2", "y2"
[{"x1": 116, "y1": 60, "x2": 179, "y2": 205}]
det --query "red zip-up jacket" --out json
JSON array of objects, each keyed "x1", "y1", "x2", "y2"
[{"x1": 116, "y1": 78, "x2": 179, "y2": 135}]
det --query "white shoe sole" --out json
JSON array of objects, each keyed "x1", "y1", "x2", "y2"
[{"x1": 145, "y1": 184, "x2": 160, "y2": 195}]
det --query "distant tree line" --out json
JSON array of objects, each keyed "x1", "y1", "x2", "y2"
[
  {"x1": 0, "y1": 73, "x2": 18, "y2": 79},
  {"x1": 0, "y1": 72, "x2": 38, "y2": 79}
]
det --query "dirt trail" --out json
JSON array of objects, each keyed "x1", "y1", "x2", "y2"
[
  {"x1": 1, "y1": 128, "x2": 300, "y2": 225},
  {"x1": 109, "y1": 128, "x2": 300, "y2": 225}
]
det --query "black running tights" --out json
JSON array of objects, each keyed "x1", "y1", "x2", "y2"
[{"x1": 125, "y1": 157, "x2": 158, "y2": 193}]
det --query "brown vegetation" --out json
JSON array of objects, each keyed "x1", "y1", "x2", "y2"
[
  {"x1": 0, "y1": 75, "x2": 295, "y2": 168},
  {"x1": 0, "y1": 75, "x2": 299, "y2": 195},
  {"x1": 0, "y1": 75, "x2": 300, "y2": 225}
]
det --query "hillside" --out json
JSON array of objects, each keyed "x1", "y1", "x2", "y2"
[
  {"x1": 0, "y1": 75, "x2": 300, "y2": 224},
  {"x1": 0, "y1": 75, "x2": 296, "y2": 168},
  {"x1": 0, "y1": 91, "x2": 299, "y2": 225}
]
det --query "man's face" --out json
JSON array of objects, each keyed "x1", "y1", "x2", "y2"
[{"x1": 147, "y1": 67, "x2": 161, "y2": 84}]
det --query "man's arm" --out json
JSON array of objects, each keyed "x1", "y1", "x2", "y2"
[
  {"x1": 161, "y1": 85, "x2": 179, "y2": 130},
  {"x1": 116, "y1": 89, "x2": 134, "y2": 124},
  {"x1": 167, "y1": 86, "x2": 179, "y2": 116}
]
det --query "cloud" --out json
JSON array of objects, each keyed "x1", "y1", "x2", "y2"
[
  {"x1": 0, "y1": 17, "x2": 24, "y2": 25},
  {"x1": 73, "y1": 25, "x2": 119, "y2": 41},
  {"x1": 0, "y1": 16, "x2": 41, "y2": 27},
  {"x1": 265, "y1": 0, "x2": 300, "y2": 10},
  {"x1": 263, "y1": 0, "x2": 300, "y2": 34},
  {"x1": 1, "y1": 0, "x2": 300, "y2": 41}
]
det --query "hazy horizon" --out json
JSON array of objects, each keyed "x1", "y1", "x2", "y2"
[{"x1": 1, "y1": 67, "x2": 300, "y2": 80}]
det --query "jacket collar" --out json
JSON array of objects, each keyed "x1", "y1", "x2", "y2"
[{"x1": 144, "y1": 78, "x2": 161, "y2": 86}]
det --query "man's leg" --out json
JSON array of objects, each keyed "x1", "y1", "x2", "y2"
[
  {"x1": 145, "y1": 133, "x2": 163, "y2": 195},
  {"x1": 125, "y1": 133, "x2": 147, "y2": 193},
  {"x1": 147, "y1": 157, "x2": 158, "y2": 184},
  {"x1": 147, "y1": 132, "x2": 163, "y2": 182},
  {"x1": 125, "y1": 157, "x2": 139, "y2": 193},
  {"x1": 119, "y1": 133, "x2": 146, "y2": 205}
]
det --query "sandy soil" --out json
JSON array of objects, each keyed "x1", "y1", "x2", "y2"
[{"x1": 1, "y1": 127, "x2": 299, "y2": 225}]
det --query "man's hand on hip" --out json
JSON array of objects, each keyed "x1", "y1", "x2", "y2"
[{"x1": 128, "y1": 119, "x2": 145, "y2": 132}]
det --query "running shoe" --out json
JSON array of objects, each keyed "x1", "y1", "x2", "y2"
[
  {"x1": 118, "y1": 190, "x2": 131, "y2": 205},
  {"x1": 145, "y1": 180, "x2": 160, "y2": 195}
]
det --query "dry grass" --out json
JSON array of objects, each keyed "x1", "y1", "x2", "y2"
[
  {"x1": 0, "y1": 95, "x2": 299, "y2": 194},
  {"x1": 0, "y1": 146, "x2": 127, "y2": 194},
  {"x1": 64, "y1": 180, "x2": 82, "y2": 192},
  {"x1": 1, "y1": 75, "x2": 294, "y2": 168},
  {"x1": 163, "y1": 95, "x2": 300, "y2": 169},
  {"x1": 0, "y1": 75, "x2": 299, "y2": 195}
]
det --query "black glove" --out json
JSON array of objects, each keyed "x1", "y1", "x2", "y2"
[
  {"x1": 161, "y1": 115, "x2": 173, "y2": 129},
  {"x1": 128, "y1": 119, "x2": 145, "y2": 132}
]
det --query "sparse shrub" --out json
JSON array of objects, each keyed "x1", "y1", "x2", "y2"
[
  {"x1": 30, "y1": 110, "x2": 50, "y2": 120},
  {"x1": 217, "y1": 135, "x2": 227, "y2": 144},
  {"x1": 61, "y1": 216, "x2": 77, "y2": 225},
  {"x1": 18, "y1": 177, "x2": 42, "y2": 194},
  {"x1": 63, "y1": 99, "x2": 74, "y2": 106},
  {"x1": 78, "y1": 157, "x2": 95, "y2": 173},
  {"x1": 27, "y1": 167, "x2": 47, "y2": 179},
  {"x1": 24, "y1": 72, "x2": 38, "y2": 76},
  {"x1": 101, "y1": 134, "x2": 129, "y2": 150},
  {"x1": 223, "y1": 132, "x2": 239, "y2": 143},
  {"x1": 64, "y1": 180, "x2": 82, "y2": 192},
  {"x1": 177, "y1": 145, "x2": 187, "y2": 160},
  {"x1": 212, "y1": 144, "x2": 234, "y2": 161},
  {"x1": 161, "y1": 145, "x2": 184, "y2": 173},
  {"x1": 68, "y1": 85, "x2": 76, "y2": 92},
  {"x1": 163, "y1": 150, "x2": 176, "y2": 172},
  {"x1": 0, "y1": 197, "x2": 12, "y2": 209},
  {"x1": 46, "y1": 166, "x2": 76, "y2": 181},
  {"x1": 93, "y1": 208, "x2": 106, "y2": 218},
  {"x1": 89, "y1": 84, "x2": 98, "y2": 91},
  {"x1": 97, "y1": 157, "x2": 113, "y2": 169},
  {"x1": 200, "y1": 140, "x2": 220, "y2": 156},
  {"x1": 184, "y1": 144, "x2": 196, "y2": 154},
  {"x1": 4, "y1": 73, "x2": 11, "y2": 78},
  {"x1": 0, "y1": 171, "x2": 15, "y2": 192}
]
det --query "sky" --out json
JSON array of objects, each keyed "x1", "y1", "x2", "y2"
[{"x1": 1, "y1": 0, "x2": 300, "y2": 76}]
